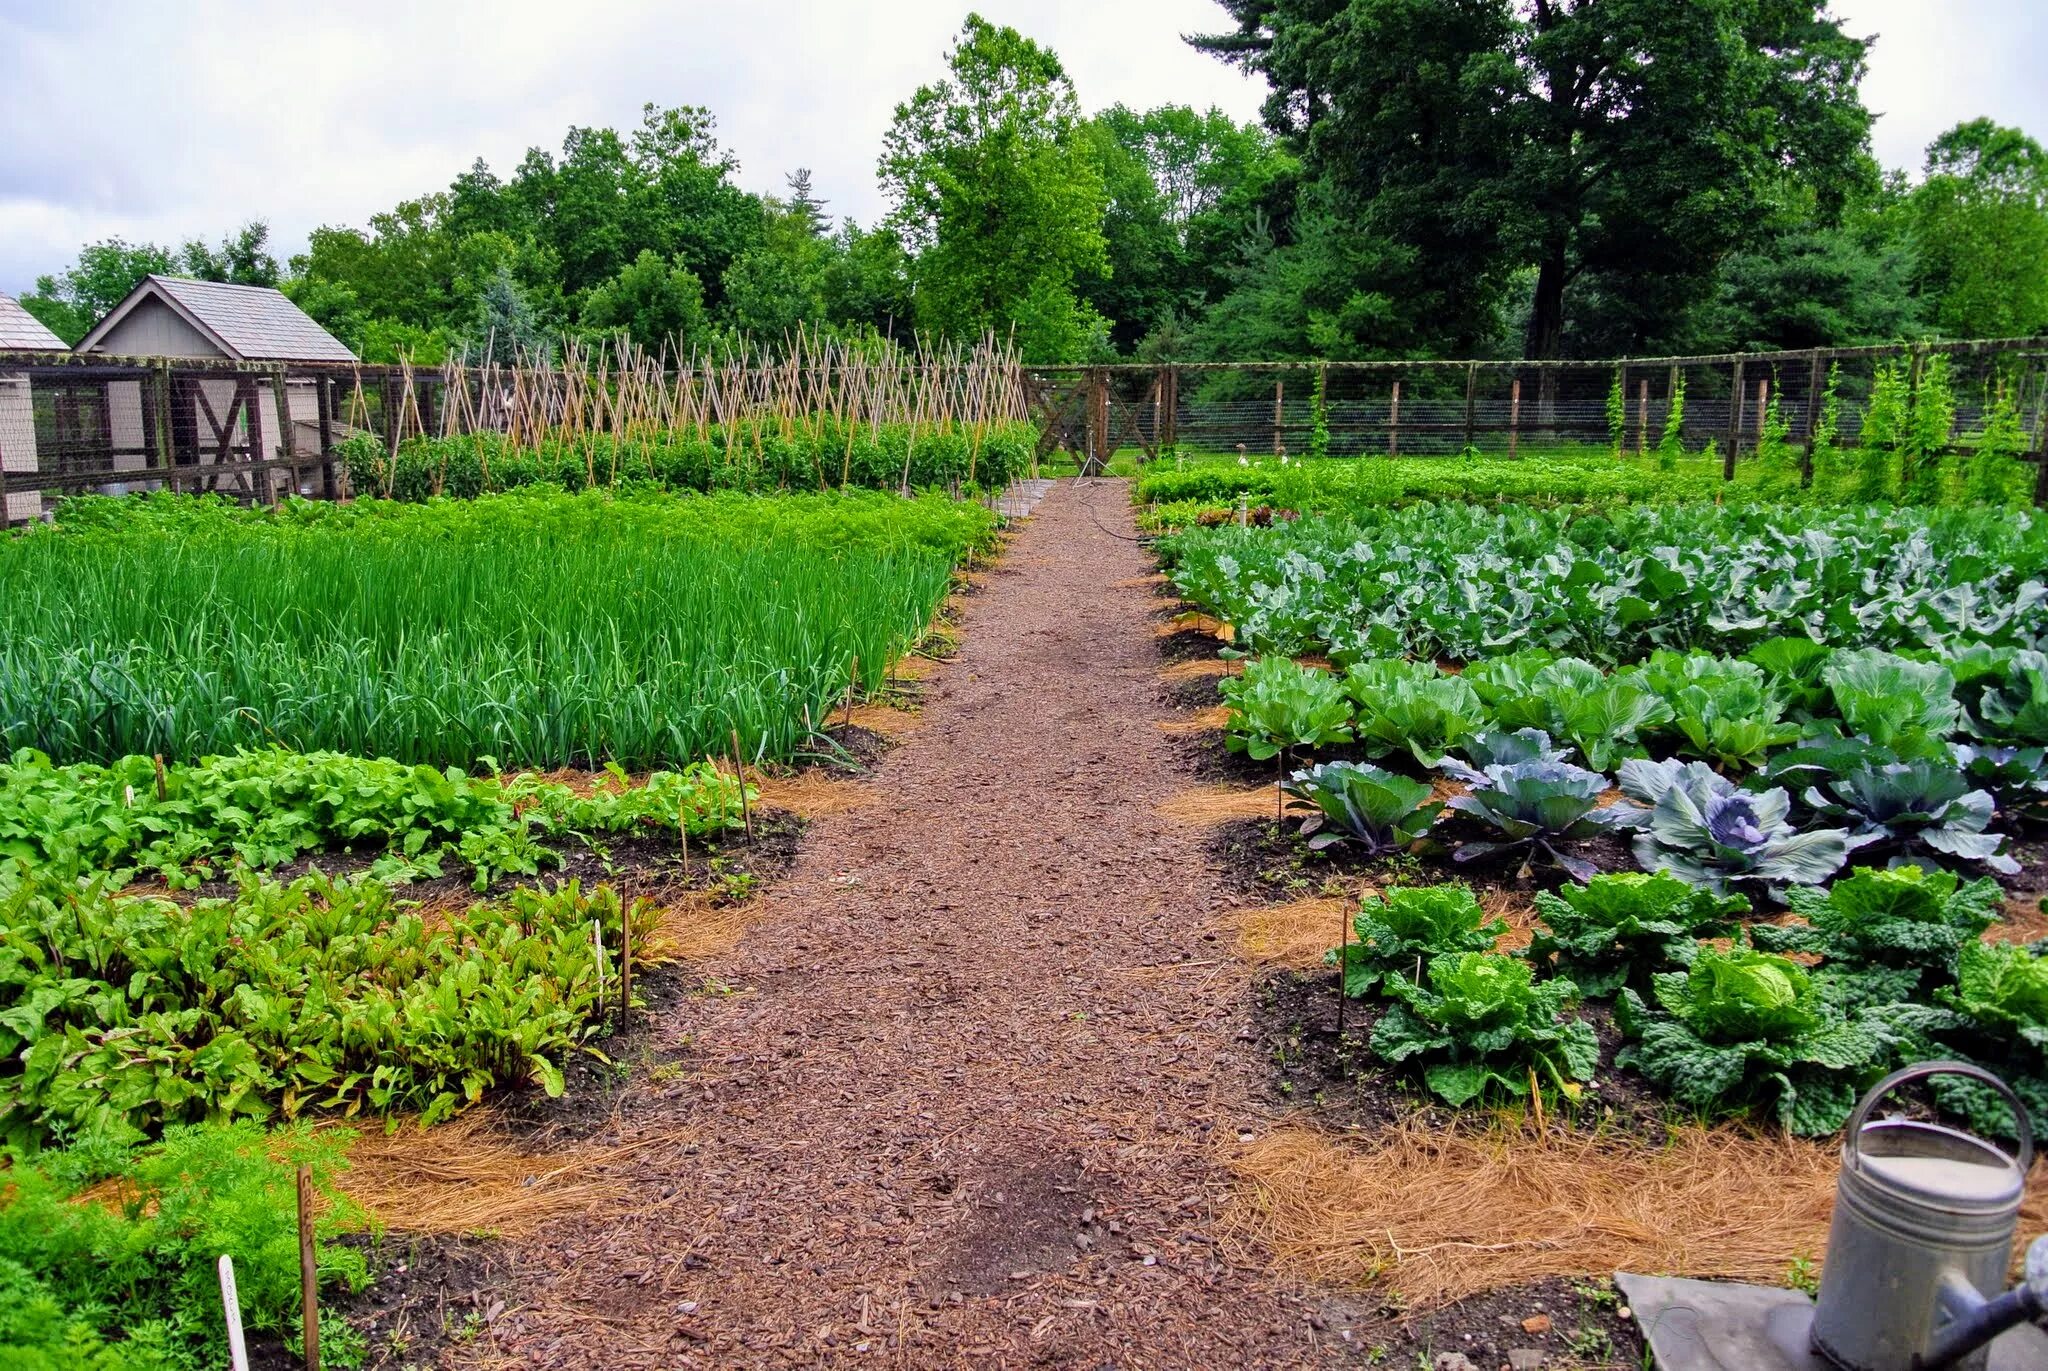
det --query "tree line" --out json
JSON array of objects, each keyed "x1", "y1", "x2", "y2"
[{"x1": 18, "y1": 5, "x2": 2048, "y2": 365}]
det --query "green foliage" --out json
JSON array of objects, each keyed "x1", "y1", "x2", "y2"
[
  {"x1": 1282, "y1": 761, "x2": 1440, "y2": 856},
  {"x1": 0, "y1": 747, "x2": 743, "y2": 894},
  {"x1": 1308, "y1": 365, "x2": 1332, "y2": 462},
  {"x1": 1220, "y1": 658, "x2": 1351, "y2": 761},
  {"x1": 1756, "y1": 865, "x2": 2005, "y2": 1005},
  {"x1": 1617, "y1": 948, "x2": 1886, "y2": 1134},
  {"x1": 1337, "y1": 884, "x2": 1506, "y2": 998},
  {"x1": 1527, "y1": 873, "x2": 1750, "y2": 998},
  {"x1": 580, "y1": 249, "x2": 708, "y2": 353},
  {"x1": 1658, "y1": 373, "x2": 1687, "y2": 466},
  {"x1": 1606, "y1": 370, "x2": 1626, "y2": 458},
  {"x1": 1, "y1": 867, "x2": 653, "y2": 1145},
  {"x1": 5, "y1": 488, "x2": 988, "y2": 769},
  {"x1": 1347, "y1": 666, "x2": 1491, "y2": 767},
  {"x1": 1371, "y1": 953, "x2": 1598, "y2": 1107},
  {"x1": 1908, "y1": 119, "x2": 2048, "y2": 341},
  {"x1": 1621, "y1": 759, "x2": 1857, "y2": 898},
  {"x1": 0, "y1": 1123, "x2": 366, "y2": 1369}
]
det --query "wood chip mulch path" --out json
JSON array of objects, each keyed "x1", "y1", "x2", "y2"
[{"x1": 480, "y1": 481, "x2": 1339, "y2": 1368}]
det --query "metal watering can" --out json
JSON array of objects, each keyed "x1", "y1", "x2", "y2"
[{"x1": 1812, "y1": 1062, "x2": 2048, "y2": 1371}]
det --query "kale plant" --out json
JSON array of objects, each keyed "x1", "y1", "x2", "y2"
[
  {"x1": 1621, "y1": 758, "x2": 1860, "y2": 898},
  {"x1": 1283, "y1": 761, "x2": 1442, "y2": 855},
  {"x1": 1337, "y1": 883, "x2": 1507, "y2": 997},
  {"x1": 1446, "y1": 760, "x2": 1646, "y2": 882},
  {"x1": 1527, "y1": 871, "x2": 1751, "y2": 997},
  {"x1": 1222, "y1": 657, "x2": 1353, "y2": 761},
  {"x1": 1371, "y1": 952, "x2": 1599, "y2": 1107},
  {"x1": 1617, "y1": 948, "x2": 1887, "y2": 1135}
]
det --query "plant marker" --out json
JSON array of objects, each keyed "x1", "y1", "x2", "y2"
[
  {"x1": 219, "y1": 1254, "x2": 250, "y2": 1371},
  {"x1": 298, "y1": 1164, "x2": 321, "y2": 1370}
]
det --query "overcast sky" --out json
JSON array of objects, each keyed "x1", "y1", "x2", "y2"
[{"x1": 2, "y1": 0, "x2": 2043, "y2": 297}]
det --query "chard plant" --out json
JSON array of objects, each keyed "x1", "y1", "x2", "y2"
[
  {"x1": 1221, "y1": 657, "x2": 1353, "y2": 761},
  {"x1": 1372, "y1": 952, "x2": 1599, "y2": 1107},
  {"x1": 1620, "y1": 758, "x2": 1860, "y2": 898},
  {"x1": 1283, "y1": 761, "x2": 1442, "y2": 856},
  {"x1": 1617, "y1": 947, "x2": 1887, "y2": 1135},
  {"x1": 1336, "y1": 883, "x2": 1506, "y2": 996},
  {"x1": 1527, "y1": 871, "x2": 1750, "y2": 997},
  {"x1": 1446, "y1": 759, "x2": 1646, "y2": 882}
]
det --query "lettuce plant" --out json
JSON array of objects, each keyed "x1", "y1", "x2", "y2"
[
  {"x1": 1222, "y1": 657, "x2": 1353, "y2": 761},
  {"x1": 1621, "y1": 758, "x2": 1860, "y2": 897},
  {"x1": 1371, "y1": 952, "x2": 1599, "y2": 1106},
  {"x1": 1439, "y1": 727, "x2": 1572, "y2": 785},
  {"x1": 1801, "y1": 756, "x2": 2020, "y2": 875},
  {"x1": 1284, "y1": 761, "x2": 1442, "y2": 855},
  {"x1": 1617, "y1": 948, "x2": 1886, "y2": 1135},
  {"x1": 1446, "y1": 760, "x2": 1646, "y2": 882},
  {"x1": 1754, "y1": 865, "x2": 2006, "y2": 1005},
  {"x1": 1337, "y1": 883, "x2": 1506, "y2": 996},
  {"x1": 1527, "y1": 871, "x2": 1750, "y2": 997}
]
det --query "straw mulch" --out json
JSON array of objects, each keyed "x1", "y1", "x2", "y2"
[
  {"x1": 1155, "y1": 705, "x2": 1231, "y2": 736},
  {"x1": 1156, "y1": 783, "x2": 1278, "y2": 825},
  {"x1": 1159, "y1": 658, "x2": 1236, "y2": 682},
  {"x1": 1155, "y1": 612, "x2": 1231, "y2": 641},
  {"x1": 1234, "y1": 896, "x2": 1352, "y2": 968},
  {"x1": 748, "y1": 771, "x2": 873, "y2": 820},
  {"x1": 340, "y1": 1110, "x2": 674, "y2": 1240}
]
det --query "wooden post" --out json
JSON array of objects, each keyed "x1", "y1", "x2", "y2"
[
  {"x1": 1387, "y1": 379, "x2": 1401, "y2": 457},
  {"x1": 316, "y1": 376, "x2": 337, "y2": 498},
  {"x1": 1800, "y1": 351, "x2": 1825, "y2": 487},
  {"x1": 154, "y1": 361, "x2": 176, "y2": 473},
  {"x1": 273, "y1": 366, "x2": 299, "y2": 505},
  {"x1": 1755, "y1": 376, "x2": 1769, "y2": 445},
  {"x1": 1724, "y1": 358, "x2": 1744, "y2": 479},
  {"x1": 1149, "y1": 370, "x2": 1163, "y2": 459},
  {"x1": 730, "y1": 728, "x2": 754, "y2": 843},
  {"x1": 1160, "y1": 366, "x2": 1178, "y2": 453},
  {"x1": 1272, "y1": 378, "x2": 1284, "y2": 457},
  {"x1": 1508, "y1": 376, "x2": 1522, "y2": 460},
  {"x1": 296, "y1": 1164, "x2": 320, "y2": 1370},
  {"x1": 619, "y1": 908, "x2": 633, "y2": 1021},
  {"x1": 1462, "y1": 363, "x2": 1478, "y2": 449},
  {"x1": 1637, "y1": 378, "x2": 1650, "y2": 456}
]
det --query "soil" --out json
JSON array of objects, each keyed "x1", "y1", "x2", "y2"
[
  {"x1": 1209, "y1": 817, "x2": 1630, "y2": 906},
  {"x1": 1354, "y1": 1275, "x2": 1646, "y2": 1370},
  {"x1": 440, "y1": 481, "x2": 1354, "y2": 1367}
]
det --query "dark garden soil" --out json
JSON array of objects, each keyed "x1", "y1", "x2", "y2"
[
  {"x1": 436, "y1": 481, "x2": 1371, "y2": 1368},
  {"x1": 1345, "y1": 1274, "x2": 1647, "y2": 1370},
  {"x1": 1208, "y1": 815, "x2": 1632, "y2": 906}
]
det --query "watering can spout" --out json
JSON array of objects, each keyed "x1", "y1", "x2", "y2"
[{"x1": 1917, "y1": 1239, "x2": 2048, "y2": 1369}]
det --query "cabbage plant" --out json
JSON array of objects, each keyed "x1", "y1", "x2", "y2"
[
  {"x1": 1221, "y1": 657, "x2": 1353, "y2": 761},
  {"x1": 1801, "y1": 756, "x2": 2020, "y2": 875},
  {"x1": 1446, "y1": 759, "x2": 1646, "y2": 882},
  {"x1": 1952, "y1": 742, "x2": 2048, "y2": 826},
  {"x1": 1617, "y1": 948, "x2": 1886, "y2": 1135},
  {"x1": 1823, "y1": 648, "x2": 1962, "y2": 752},
  {"x1": 1620, "y1": 758, "x2": 1860, "y2": 897},
  {"x1": 1439, "y1": 728, "x2": 1573, "y2": 785},
  {"x1": 1337, "y1": 883, "x2": 1506, "y2": 996},
  {"x1": 1372, "y1": 952, "x2": 1599, "y2": 1106},
  {"x1": 1527, "y1": 871, "x2": 1750, "y2": 997},
  {"x1": 1283, "y1": 761, "x2": 1441, "y2": 855},
  {"x1": 1975, "y1": 650, "x2": 2048, "y2": 746}
]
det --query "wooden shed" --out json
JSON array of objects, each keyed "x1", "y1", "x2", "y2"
[
  {"x1": 74, "y1": 275, "x2": 356, "y2": 497},
  {"x1": 0, "y1": 292, "x2": 68, "y2": 522}
]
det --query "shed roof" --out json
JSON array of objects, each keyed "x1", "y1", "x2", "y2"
[
  {"x1": 0, "y1": 293, "x2": 66, "y2": 352},
  {"x1": 76, "y1": 275, "x2": 357, "y2": 363}
]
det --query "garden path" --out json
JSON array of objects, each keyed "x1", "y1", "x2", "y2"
[{"x1": 489, "y1": 480, "x2": 1335, "y2": 1368}]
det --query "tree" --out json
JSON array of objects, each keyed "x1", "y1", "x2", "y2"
[
  {"x1": 1909, "y1": 119, "x2": 2048, "y2": 339},
  {"x1": 820, "y1": 223, "x2": 913, "y2": 337},
  {"x1": 785, "y1": 169, "x2": 830, "y2": 236},
  {"x1": 1194, "y1": 0, "x2": 1875, "y2": 358},
  {"x1": 178, "y1": 221, "x2": 280, "y2": 286},
  {"x1": 581, "y1": 249, "x2": 708, "y2": 354},
  {"x1": 880, "y1": 14, "x2": 1111, "y2": 360},
  {"x1": 18, "y1": 237, "x2": 175, "y2": 343}
]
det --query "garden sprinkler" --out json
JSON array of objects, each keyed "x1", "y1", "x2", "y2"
[{"x1": 1619, "y1": 1062, "x2": 2048, "y2": 1371}]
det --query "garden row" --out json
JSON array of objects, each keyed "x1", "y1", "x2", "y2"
[
  {"x1": 338, "y1": 417, "x2": 1039, "y2": 502},
  {"x1": 2, "y1": 486, "x2": 994, "y2": 769}
]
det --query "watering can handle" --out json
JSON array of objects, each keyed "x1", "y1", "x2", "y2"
[{"x1": 1844, "y1": 1060, "x2": 2034, "y2": 1176}]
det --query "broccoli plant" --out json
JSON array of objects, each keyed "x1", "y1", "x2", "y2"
[
  {"x1": 1801, "y1": 756, "x2": 2020, "y2": 875},
  {"x1": 1754, "y1": 865, "x2": 2006, "y2": 1007},
  {"x1": 1439, "y1": 728, "x2": 1573, "y2": 785},
  {"x1": 1527, "y1": 872, "x2": 1751, "y2": 997},
  {"x1": 1371, "y1": 952, "x2": 1599, "y2": 1107},
  {"x1": 1620, "y1": 758, "x2": 1861, "y2": 898},
  {"x1": 1283, "y1": 761, "x2": 1442, "y2": 855},
  {"x1": 1447, "y1": 760, "x2": 1646, "y2": 882},
  {"x1": 1337, "y1": 883, "x2": 1508, "y2": 997},
  {"x1": 1617, "y1": 948, "x2": 1888, "y2": 1135},
  {"x1": 1222, "y1": 657, "x2": 1353, "y2": 761}
]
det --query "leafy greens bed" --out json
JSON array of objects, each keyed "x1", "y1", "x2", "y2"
[{"x1": 1164, "y1": 502, "x2": 2048, "y2": 663}]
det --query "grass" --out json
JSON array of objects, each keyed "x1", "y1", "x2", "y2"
[{"x1": 0, "y1": 487, "x2": 995, "y2": 769}]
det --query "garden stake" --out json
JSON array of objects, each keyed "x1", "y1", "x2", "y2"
[
  {"x1": 619, "y1": 911, "x2": 633, "y2": 1022},
  {"x1": 219, "y1": 1254, "x2": 250, "y2": 1371},
  {"x1": 297, "y1": 1164, "x2": 320, "y2": 1370},
  {"x1": 1335, "y1": 905, "x2": 1347, "y2": 1038},
  {"x1": 845, "y1": 655, "x2": 859, "y2": 727},
  {"x1": 152, "y1": 753, "x2": 167, "y2": 801},
  {"x1": 731, "y1": 728, "x2": 754, "y2": 843}
]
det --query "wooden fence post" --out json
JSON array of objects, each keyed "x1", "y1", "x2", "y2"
[
  {"x1": 1387, "y1": 379, "x2": 1401, "y2": 457},
  {"x1": 1272, "y1": 378, "x2": 1284, "y2": 457},
  {"x1": 1462, "y1": 363, "x2": 1478, "y2": 450},
  {"x1": 1800, "y1": 351, "x2": 1825, "y2": 488},
  {"x1": 2031, "y1": 362, "x2": 2048, "y2": 506},
  {"x1": 1508, "y1": 376, "x2": 1522, "y2": 460},
  {"x1": 1637, "y1": 377, "x2": 1650, "y2": 456},
  {"x1": 1724, "y1": 358, "x2": 1744, "y2": 479},
  {"x1": 1161, "y1": 366, "x2": 1178, "y2": 453},
  {"x1": 297, "y1": 1164, "x2": 320, "y2": 1371}
]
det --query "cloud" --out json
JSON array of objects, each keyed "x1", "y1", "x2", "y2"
[{"x1": 2, "y1": 0, "x2": 2041, "y2": 296}]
